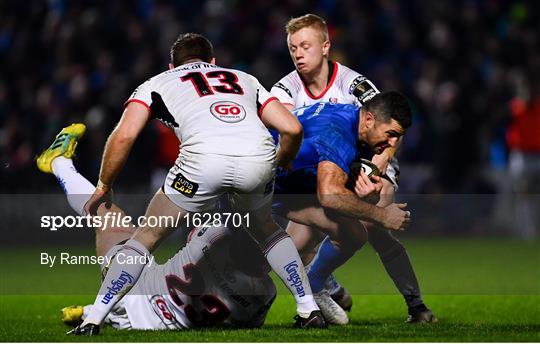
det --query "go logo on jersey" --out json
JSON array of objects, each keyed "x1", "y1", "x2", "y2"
[{"x1": 210, "y1": 101, "x2": 246, "y2": 123}]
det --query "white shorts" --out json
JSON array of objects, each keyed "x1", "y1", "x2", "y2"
[{"x1": 163, "y1": 152, "x2": 276, "y2": 212}]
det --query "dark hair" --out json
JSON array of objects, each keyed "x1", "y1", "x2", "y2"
[
  {"x1": 363, "y1": 91, "x2": 412, "y2": 129},
  {"x1": 170, "y1": 33, "x2": 214, "y2": 67}
]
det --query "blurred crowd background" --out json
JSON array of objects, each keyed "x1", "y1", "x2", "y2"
[{"x1": 1, "y1": 0, "x2": 538, "y2": 237}]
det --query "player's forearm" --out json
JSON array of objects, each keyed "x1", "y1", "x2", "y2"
[
  {"x1": 376, "y1": 179, "x2": 395, "y2": 208},
  {"x1": 318, "y1": 188, "x2": 386, "y2": 225},
  {"x1": 98, "y1": 129, "x2": 137, "y2": 189}
]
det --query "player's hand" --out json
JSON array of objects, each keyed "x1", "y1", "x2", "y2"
[
  {"x1": 382, "y1": 203, "x2": 410, "y2": 231},
  {"x1": 83, "y1": 188, "x2": 113, "y2": 216},
  {"x1": 354, "y1": 170, "x2": 383, "y2": 203},
  {"x1": 372, "y1": 151, "x2": 390, "y2": 174}
]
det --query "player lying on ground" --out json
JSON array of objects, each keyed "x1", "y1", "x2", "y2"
[
  {"x1": 271, "y1": 93, "x2": 415, "y2": 324},
  {"x1": 38, "y1": 124, "x2": 276, "y2": 331},
  {"x1": 271, "y1": 13, "x2": 435, "y2": 324},
  {"x1": 71, "y1": 33, "x2": 325, "y2": 335}
]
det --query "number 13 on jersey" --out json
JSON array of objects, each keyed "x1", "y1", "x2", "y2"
[{"x1": 181, "y1": 71, "x2": 244, "y2": 97}]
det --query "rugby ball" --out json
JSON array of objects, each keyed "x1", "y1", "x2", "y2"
[
  {"x1": 346, "y1": 159, "x2": 381, "y2": 191},
  {"x1": 351, "y1": 158, "x2": 381, "y2": 180}
]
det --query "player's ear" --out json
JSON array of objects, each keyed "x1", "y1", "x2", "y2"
[
  {"x1": 364, "y1": 111, "x2": 375, "y2": 129},
  {"x1": 168, "y1": 63, "x2": 174, "y2": 70},
  {"x1": 210, "y1": 57, "x2": 216, "y2": 64},
  {"x1": 322, "y1": 40, "x2": 330, "y2": 57}
]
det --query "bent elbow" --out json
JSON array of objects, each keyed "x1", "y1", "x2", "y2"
[{"x1": 291, "y1": 121, "x2": 303, "y2": 138}]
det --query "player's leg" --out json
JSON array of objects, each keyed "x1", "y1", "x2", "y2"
[
  {"x1": 288, "y1": 206, "x2": 367, "y2": 292},
  {"x1": 232, "y1": 159, "x2": 326, "y2": 328},
  {"x1": 77, "y1": 189, "x2": 187, "y2": 332},
  {"x1": 286, "y1": 221, "x2": 324, "y2": 265},
  {"x1": 286, "y1": 221, "x2": 353, "y2": 312},
  {"x1": 52, "y1": 155, "x2": 133, "y2": 255},
  {"x1": 37, "y1": 123, "x2": 135, "y2": 256},
  {"x1": 37, "y1": 124, "x2": 137, "y2": 331},
  {"x1": 366, "y1": 178, "x2": 436, "y2": 323},
  {"x1": 239, "y1": 202, "x2": 325, "y2": 328},
  {"x1": 287, "y1": 206, "x2": 367, "y2": 325}
]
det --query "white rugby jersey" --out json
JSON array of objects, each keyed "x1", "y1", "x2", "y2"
[
  {"x1": 119, "y1": 226, "x2": 276, "y2": 330},
  {"x1": 126, "y1": 62, "x2": 276, "y2": 158},
  {"x1": 271, "y1": 61, "x2": 379, "y2": 108}
]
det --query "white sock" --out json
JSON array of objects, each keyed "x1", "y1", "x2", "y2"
[
  {"x1": 82, "y1": 305, "x2": 92, "y2": 320},
  {"x1": 263, "y1": 231, "x2": 319, "y2": 317},
  {"x1": 83, "y1": 239, "x2": 149, "y2": 325},
  {"x1": 51, "y1": 157, "x2": 95, "y2": 215}
]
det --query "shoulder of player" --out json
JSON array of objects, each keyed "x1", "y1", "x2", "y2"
[
  {"x1": 334, "y1": 62, "x2": 362, "y2": 85},
  {"x1": 272, "y1": 69, "x2": 301, "y2": 89},
  {"x1": 320, "y1": 102, "x2": 360, "y2": 116},
  {"x1": 317, "y1": 105, "x2": 359, "y2": 135}
]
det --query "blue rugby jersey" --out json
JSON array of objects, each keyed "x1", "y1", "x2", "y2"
[{"x1": 272, "y1": 102, "x2": 361, "y2": 195}]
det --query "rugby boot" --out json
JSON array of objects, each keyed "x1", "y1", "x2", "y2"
[
  {"x1": 37, "y1": 123, "x2": 86, "y2": 173},
  {"x1": 66, "y1": 323, "x2": 100, "y2": 336},
  {"x1": 61, "y1": 305, "x2": 84, "y2": 326},
  {"x1": 293, "y1": 310, "x2": 328, "y2": 329},
  {"x1": 314, "y1": 290, "x2": 349, "y2": 325},
  {"x1": 406, "y1": 304, "x2": 438, "y2": 324}
]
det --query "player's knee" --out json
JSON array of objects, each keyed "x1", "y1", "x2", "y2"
[
  {"x1": 331, "y1": 232, "x2": 366, "y2": 254},
  {"x1": 342, "y1": 221, "x2": 368, "y2": 249},
  {"x1": 132, "y1": 228, "x2": 166, "y2": 252}
]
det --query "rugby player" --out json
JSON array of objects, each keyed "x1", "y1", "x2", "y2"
[
  {"x1": 60, "y1": 33, "x2": 325, "y2": 335},
  {"x1": 271, "y1": 92, "x2": 412, "y2": 324},
  {"x1": 271, "y1": 14, "x2": 436, "y2": 324},
  {"x1": 37, "y1": 127, "x2": 277, "y2": 330}
]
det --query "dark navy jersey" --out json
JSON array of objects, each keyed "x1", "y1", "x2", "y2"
[{"x1": 273, "y1": 102, "x2": 361, "y2": 198}]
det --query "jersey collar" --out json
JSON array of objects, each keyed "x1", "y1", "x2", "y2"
[{"x1": 301, "y1": 61, "x2": 339, "y2": 100}]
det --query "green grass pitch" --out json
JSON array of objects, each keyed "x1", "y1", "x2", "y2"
[{"x1": 1, "y1": 238, "x2": 539, "y2": 342}]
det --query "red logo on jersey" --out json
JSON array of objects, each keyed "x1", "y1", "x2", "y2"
[
  {"x1": 150, "y1": 295, "x2": 176, "y2": 324},
  {"x1": 210, "y1": 101, "x2": 246, "y2": 123},
  {"x1": 156, "y1": 298, "x2": 174, "y2": 320}
]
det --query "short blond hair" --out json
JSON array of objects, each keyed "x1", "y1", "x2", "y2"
[{"x1": 286, "y1": 14, "x2": 329, "y2": 42}]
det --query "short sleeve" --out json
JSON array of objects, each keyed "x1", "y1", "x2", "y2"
[
  {"x1": 271, "y1": 76, "x2": 296, "y2": 106},
  {"x1": 252, "y1": 76, "x2": 278, "y2": 116},
  {"x1": 124, "y1": 78, "x2": 153, "y2": 110},
  {"x1": 313, "y1": 125, "x2": 357, "y2": 175}
]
